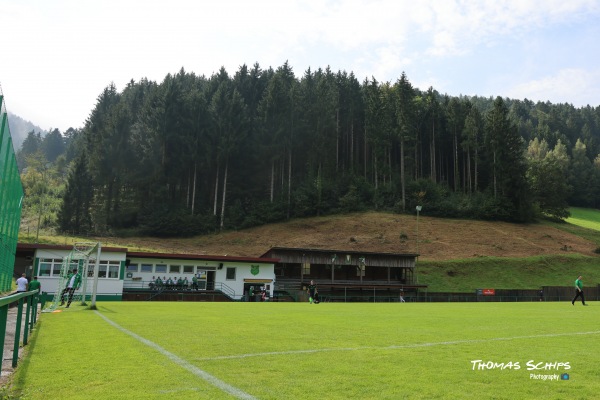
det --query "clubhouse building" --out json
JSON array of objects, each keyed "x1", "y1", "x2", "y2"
[{"x1": 14, "y1": 243, "x2": 421, "y2": 302}]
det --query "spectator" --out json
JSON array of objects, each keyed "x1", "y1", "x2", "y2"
[
  {"x1": 28, "y1": 276, "x2": 42, "y2": 304},
  {"x1": 28, "y1": 276, "x2": 41, "y2": 292},
  {"x1": 16, "y1": 273, "x2": 28, "y2": 293}
]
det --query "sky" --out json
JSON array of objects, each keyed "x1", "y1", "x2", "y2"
[{"x1": 2, "y1": 0, "x2": 600, "y2": 132}]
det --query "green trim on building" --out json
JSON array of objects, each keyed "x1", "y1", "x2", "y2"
[{"x1": 119, "y1": 260, "x2": 125, "y2": 281}]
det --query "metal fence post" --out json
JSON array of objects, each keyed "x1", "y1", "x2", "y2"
[
  {"x1": 13, "y1": 298, "x2": 24, "y2": 368},
  {"x1": 0, "y1": 304, "x2": 7, "y2": 374},
  {"x1": 23, "y1": 296, "x2": 31, "y2": 345}
]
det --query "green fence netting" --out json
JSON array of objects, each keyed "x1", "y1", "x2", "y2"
[{"x1": 0, "y1": 85, "x2": 25, "y2": 292}]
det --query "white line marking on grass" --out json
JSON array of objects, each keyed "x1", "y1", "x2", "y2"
[
  {"x1": 194, "y1": 330, "x2": 600, "y2": 361},
  {"x1": 94, "y1": 311, "x2": 257, "y2": 400}
]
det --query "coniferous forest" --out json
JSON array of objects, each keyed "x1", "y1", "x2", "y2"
[{"x1": 17, "y1": 63, "x2": 600, "y2": 237}]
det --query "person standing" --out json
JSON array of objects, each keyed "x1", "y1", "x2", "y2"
[
  {"x1": 60, "y1": 270, "x2": 74, "y2": 300},
  {"x1": 571, "y1": 275, "x2": 587, "y2": 306},
  {"x1": 28, "y1": 276, "x2": 41, "y2": 293},
  {"x1": 61, "y1": 269, "x2": 82, "y2": 308},
  {"x1": 307, "y1": 280, "x2": 317, "y2": 304},
  {"x1": 16, "y1": 273, "x2": 28, "y2": 293},
  {"x1": 28, "y1": 276, "x2": 42, "y2": 304}
]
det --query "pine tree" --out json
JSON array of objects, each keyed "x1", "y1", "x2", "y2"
[
  {"x1": 485, "y1": 97, "x2": 533, "y2": 221},
  {"x1": 58, "y1": 155, "x2": 93, "y2": 234},
  {"x1": 394, "y1": 72, "x2": 415, "y2": 211}
]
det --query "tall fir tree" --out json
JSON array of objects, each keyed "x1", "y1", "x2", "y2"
[{"x1": 58, "y1": 154, "x2": 93, "y2": 234}]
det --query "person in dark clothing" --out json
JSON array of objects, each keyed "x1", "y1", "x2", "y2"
[
  {"x1": 307, "y1": 280, "x2": 317, "y2": 304},
  {"x1": 61, "y1": 269, "x2": 82, "y2": 308}
]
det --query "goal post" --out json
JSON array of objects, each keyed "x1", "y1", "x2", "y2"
[
  {"x1": 90, "y1": 242, "x2": 102, "y2": 309},
  {"x1": 43, "y1": 242, "x2": 101, "y2": 312}
]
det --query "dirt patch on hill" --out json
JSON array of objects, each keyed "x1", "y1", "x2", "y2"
[{"x1": 101, "y1": 212, "x2": 598, "y2": 260}]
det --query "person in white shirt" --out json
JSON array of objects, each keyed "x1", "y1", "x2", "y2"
[{"x1": 16, "y1": 273, "x2": 28, "y2": 292}]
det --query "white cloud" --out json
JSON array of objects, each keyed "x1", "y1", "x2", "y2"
[
  {"x1": 423, "y1": 0, "x2": 600, "y2": 57},
  {"x1": 507, "y1": 68, "x2": 600, "y2": 107},
  {"x1": 3, "y1": 0, "x2": 600, "y2": 131}
]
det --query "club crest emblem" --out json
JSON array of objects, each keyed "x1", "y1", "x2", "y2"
[{"x1": 251, "y1": 265, "x2": 260, "y2": 276}]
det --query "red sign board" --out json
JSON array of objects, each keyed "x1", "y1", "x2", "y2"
[{"x1": 482, "y1": 289, "x2": 495, "y2": 296}]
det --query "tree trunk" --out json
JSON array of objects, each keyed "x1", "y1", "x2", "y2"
[
  {"x1": 270, "y1": 160, "x2": 275, "y2": 203},
  {"x1": 415, "y1": 131, "x2": 419, "y2": 180},
  {"x1": 336, "y1": 108, "x2": 340, "y2": 172},
  {"x1": 191, "y1": 163, "x2": 197, "y2": 215},
  {"x1": 287, "y1": 147, "x2": 292, "y2": 219},
  {"x1": 186, "y1": 170, "x2": 191, "y2": 208},
  {"x1": 364, "y1": 125, "x2": 368, "y2": 179},
  {"x1": 431, "y1": 120, "x2": 436, "y2": 182},
  {"x1": 105, "y1": 180, "x2": 113, "y2": 229},
  {"x1": 213, "y1": 164, "x2": 220, "y2": 216},
  {"x1": 400, "y1": 137, "x2": 406, "y2": 211},
  {"x1": 493, "y1": 150, "x2": 497, "y2": 198},
  {"x1": 454, "y1": 130, "x2": 459, "y2": 191},
  {"x1": 374, "y1": 152, "x2": 378, "y2": 190},
  {"x1": 350, "y1": 121, "x2": 354, "y2": 173},
  {"x1": 466, "y1": 148, "x2": 472, "y2": 195},
  {"x1": 474, "y1": 139, "x2": 479, "y2": 192},
  {"x1": 220, "y1": 160, "x2": 228, "y2": 230}
]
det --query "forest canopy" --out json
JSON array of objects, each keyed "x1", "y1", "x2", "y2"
[{"x1": 18, "y1": 63, "x2": 600, "y2": 237}]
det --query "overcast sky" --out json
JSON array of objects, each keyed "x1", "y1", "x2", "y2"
[{"x1": 2, "y1": 0, "x2": 600, "y2": 132}]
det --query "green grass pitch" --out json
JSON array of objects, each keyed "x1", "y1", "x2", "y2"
[{"x1": 10, "y1": 302, "x2": 600, "y2": 399}]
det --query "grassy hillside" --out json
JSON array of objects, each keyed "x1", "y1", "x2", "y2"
[
  {"x1": 418, "y1": 254, "x2": 599, "y2": 292},
  {"x1": 565, "y1": 206, "x2": 600, "y2": 231},
  {"x1": 19, "y1": 209, "x2": 600, "y2": 292}
]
